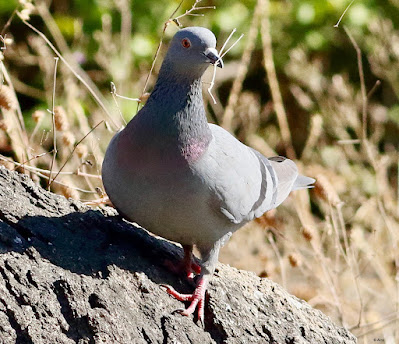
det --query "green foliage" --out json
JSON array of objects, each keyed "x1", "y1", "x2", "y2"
[{"x1": 0, "y1": 0, "x2": 18, "y2": 13}]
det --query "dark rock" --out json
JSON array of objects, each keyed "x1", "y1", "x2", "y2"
[{"x1": 0, "y1": 166, "x2": 357, "y2": 343}]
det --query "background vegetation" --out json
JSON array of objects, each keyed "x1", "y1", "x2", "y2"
[{"x1": 1, "y1": 0, "x2": 399, "y2": 341}]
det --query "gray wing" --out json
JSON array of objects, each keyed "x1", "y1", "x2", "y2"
[
  {"x1": 195, "y1": 125, "x2": 315, "y2": 225},
  {"x1": 194, "y1": 124, "x2": 279, "y2": 225}
]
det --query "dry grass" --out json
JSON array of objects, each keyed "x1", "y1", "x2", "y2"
[{"x1": 1, "y1": 0, "x2": 399, "y2": 342}]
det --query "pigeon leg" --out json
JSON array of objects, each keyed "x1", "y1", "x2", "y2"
[
  {"x1": 164, "y1": 245, "x2": 201, "y2": 280},
  {"x1": 161, "y1": 239, "x2": 224, "y2": 324},
  {"x1": 182, "y1": 245, "x2": 201, "y2": 279}
]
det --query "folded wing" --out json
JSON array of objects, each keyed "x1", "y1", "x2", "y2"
[{"x1": 199, "y1": 125, "x2": 314, "y2": 225}]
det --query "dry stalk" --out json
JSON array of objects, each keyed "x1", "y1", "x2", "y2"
[
  {"x1": 49, "y1": 120, "x2": 104, "y2": 187},
  {"x1": 115, "y1": 0, "x2": 132, "y2": 95},
  {"x1": 48, "y1": 57, "x2": 59, "y2": 189},
  {"x1": 18, "y1": 11, "x2": 117, "y2": 130},
  {"x1": 65, "y1": 77, "x2": 105, "y2": 170},
  {"x1": 376, "y1": 199, "x2": 399, "y2": 329},
  {"x1": 37, "y1": 0, "x2": 103, "y2": 99},
  {"x1": 0, "y1": 154, "x2": 97, "y2": 193},
  {"x1": 267, "y1": 232, "x2": 287, "y2": 288},
  {"x1": 356, "y1": 315, "x2": 399, "y2": 339},
  {"x1": 222, "y1": 0, "x2": 262, "y2": 130},
  {"x1": 0, "y1": 154, "x2": 101, "y2": 179},
  {"x1": 301, "y1": 114, "x2": 323, "y2": 160},
  {"x1": 294, "y1": 189, "x2": 345, "y2": 323},
  {"x1": 82, "y1": 196, "x2": 110, "y2": 206},
  {"x1": 344, "y1": 26, "x2": 367, "y2": 141},
  {"x1": 1, "y1": 10, "x2": 16, "y2": 37},
  {"x1": 110, "y1": 82, "x2": 128, "y2": 126},
  {"x1": 0, "y1": 68, "x2": 31, "y2": 165},
  {"x1": 341, "y1": 23, "x2": 398, "y2": 332},
  {"x1": 351, "y1": 311, "x2": 398, "y2": 331},
  {"x1": 334, "y1": 0, "x2": 356, "y2": 28},
  {"x1": 206, "y1": 30, "x2": 244, "y2": 105},
  {"x1": 259, "y1": 0, "x2": 296, "y2": 159}
]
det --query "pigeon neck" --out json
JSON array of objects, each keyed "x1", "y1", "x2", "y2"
[{"x1": 144, "y1": 71, "x2": 212, "y2": 162}]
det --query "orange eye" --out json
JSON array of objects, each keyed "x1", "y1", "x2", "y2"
[{"x1": 181, "y1": 38, "x2": 191, "y2": 48}]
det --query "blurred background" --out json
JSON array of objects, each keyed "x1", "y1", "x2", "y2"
[{"x1": 1, "y1": 0, "x2": 399, "y2": 341}]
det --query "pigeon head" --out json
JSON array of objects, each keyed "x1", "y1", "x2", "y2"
[{"x1": 161, "y1": 27, "x2": 223, "y2": 80}]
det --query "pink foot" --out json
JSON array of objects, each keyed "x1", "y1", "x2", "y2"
[{"x1": 161, "y1": 277, "x2": 207, "y2": 324}]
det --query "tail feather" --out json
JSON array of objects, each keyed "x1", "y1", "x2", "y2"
[{"x1": 293, "y1": 174, "x2": 315, "y2": 190}]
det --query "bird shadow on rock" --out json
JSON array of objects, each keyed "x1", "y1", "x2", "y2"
[
  {"x1": 1, "y1": 207, "x2": 237, "y2": 342},
  {"x1": 8, "y1": 209, "x2": 195, "y2": 295}
]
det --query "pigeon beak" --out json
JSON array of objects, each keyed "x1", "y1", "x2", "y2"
[{"x1": 204, "y1": 48, "x2": 223, "y2": 68}]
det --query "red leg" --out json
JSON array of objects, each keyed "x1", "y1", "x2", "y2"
[
  {"x1": 164, "y1": 245, "x2": 201, "y2": 280},
  {"x1": 191, "y1": 261, "x2": 201, "y2": 276},
  {"x1": 160, "y1": 239, "x2": 224, "y2": 325},
  {"x1": 161, "y1": 276, "x2": 208, "y2": 324}
]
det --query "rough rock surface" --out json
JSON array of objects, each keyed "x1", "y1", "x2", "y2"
[{"x1": 0, "y1": 166, "x2": 357, "y2": 343}]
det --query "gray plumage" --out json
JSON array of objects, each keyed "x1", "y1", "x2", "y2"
[{"x1": 102, "y1": 26, "x2": 315, "y2": 322}]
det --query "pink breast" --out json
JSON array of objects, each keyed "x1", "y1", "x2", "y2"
[{"x1": 181, "y1": 139, "x2": 208, "y2": 163}]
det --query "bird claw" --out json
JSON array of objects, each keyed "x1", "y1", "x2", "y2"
[
  {"x1": 160, "y1": 284, "x2": 193, "y2": 302},
  {"x1": 160, "y1": 278, "x2": 207, "y2": 324}
]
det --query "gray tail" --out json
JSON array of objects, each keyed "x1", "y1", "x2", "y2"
[{"x1": 292, "y1": 175, "x2": 315, "y2": 190}]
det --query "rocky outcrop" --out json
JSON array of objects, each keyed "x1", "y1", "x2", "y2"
[{"x1": 0, "y1": 166, "x2": 356, "y2": 343}]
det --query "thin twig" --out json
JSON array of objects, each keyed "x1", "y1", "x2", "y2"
[
  {"x1": 350, "y1": 311, "x2": 398, "y2": 331},
  {"x1": 49, "y1": 121, "x2": 104, "y2": 187},
  {"x1": 268, "y1": 233, "x2": 286, "y2": 288},
  {"x1": 20, "y1": 151, "x2": 52, "y2": 166},
  {"x1": 0, "y1": 155, "x2": 101, "y2": 179},
  {"x1": 0, "y1": 156, "x2": 97, "y2": 193},
  {"x1": 207, "y1": 66, "x2": 218, "y2": 104},
  {"x1": 1, "y1": 9, "x2": 16, "y2": 37},
  {"x1": 207, "y1": 30, "x2": 244, "y2": 104},
  {"x1": 110, "y1": 82, "x2": 128, "y2": 126},
  {"x1": 0, "y1": 57, "x2": 31, "y2": 163},
  {"x1": 367, "y1": 79, "x2": 381, "y2": 99},
  {"x1": 170, "y1": 0, "x2": 185, "y2": 18},
  {"x1": 344, "y1": 26, "x2": 367, "y2": 141},
  {"x1": 82, "y1": 196, "x2": 110, "y2": 206},
  {"x1": 48, "y1": 57, "x2": 59, "y2": 190},
  {"x1": 114, "y1": 93, "x2": 140, "y2": 102},
  {"x1": 173, "y1": 1, "x2": 215, "y2": 23},
  {"x1": 219, "y1": 29, "x2": 237, "y2": 56},
  {"x1": 220, "y1": 34, "x2": 244, "y2": 59},
  {"x1": 334, "y1": 0, "x2": 356, "y2": 28},
  {"x1": 356, "y1": 315, "x2": 399, "y2": 338}
]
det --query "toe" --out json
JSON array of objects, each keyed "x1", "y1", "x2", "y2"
[{"x1": 160, "y1": 284, "x2": 194, "y2": 302}]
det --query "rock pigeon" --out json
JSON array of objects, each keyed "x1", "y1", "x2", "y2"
[{"x1": 102, "y1": 26, "x2": 315, "y2": 324}]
